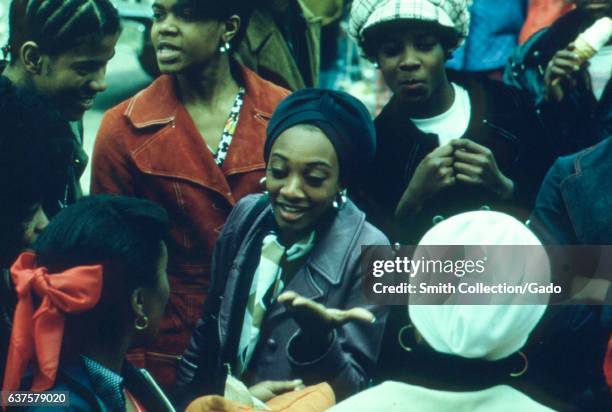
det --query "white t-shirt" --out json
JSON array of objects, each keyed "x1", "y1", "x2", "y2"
[
  {"x1": 588, "y1": 45, "x2": 612, "y2": 101},
  {"x1": 411, "y1": 83, "x2": 471, "y2": 146}
]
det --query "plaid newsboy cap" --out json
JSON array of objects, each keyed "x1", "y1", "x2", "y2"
[{"x1": 349, "y1": 0, "x2": 472, "y2": 50}]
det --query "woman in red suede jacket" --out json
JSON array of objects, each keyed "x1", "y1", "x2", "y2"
[{"x1": 91, "y1": 0, "x2": 289, "y2": 386}]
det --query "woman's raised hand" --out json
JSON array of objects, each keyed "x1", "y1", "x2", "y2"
[
  {"x1": 277, "y1": 291, "x2": 375, "y2": 337},
  {"x1": 395, "y1": 143, "x2": 455, "y2": 217},
  {"x1": 452, "y1": 139, "x2": 514, "y2": 200}
]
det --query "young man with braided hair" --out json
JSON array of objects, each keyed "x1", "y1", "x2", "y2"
[{"x1": 1, "y1": 0, "x2": 121, "y2": 213}]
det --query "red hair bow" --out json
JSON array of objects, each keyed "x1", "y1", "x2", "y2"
[{"x1": 2, "y1": 252, "x2": 103, "y2": 393}]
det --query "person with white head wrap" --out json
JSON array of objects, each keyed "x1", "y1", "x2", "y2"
[
  {"x1": 409, "y1": 210, "x2": 549, "y2": 361},
  {"x1": 346, "y1": 0, "x2": 554, "y2": 247},
  {"x1": 329, "y1": 211, "x2": 558, "y2": 411}
]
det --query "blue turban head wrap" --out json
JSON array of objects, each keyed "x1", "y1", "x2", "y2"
[{"x1": 265, "y1": 88, "x2": 376, "y2": 184}]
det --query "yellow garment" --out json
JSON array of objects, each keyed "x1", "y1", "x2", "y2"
[{"x1": 186, "y1": 383, "x2": 335, "y2": 412}]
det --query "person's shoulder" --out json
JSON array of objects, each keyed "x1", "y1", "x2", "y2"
[
  {"x1": 458, "y1": 72, "x2": 532, "y2": 113},
  {"x1": 360, "y1": 220, "x2": 390, "y2": 246},
  {"x1": 18, "y1": 366, "x2": 99, "y2": 411},
  {"x1": 105, "y1": 75, "x2": 170, "y2": 117},
  {"x1": 99, "y1": 75, "x2": 176, "y2": 139},
  {"x1": 342, "y1": 201, "x2": 390, "y2": 246},
  {"x1": 570, "y1": 137, "x2": 612, "y2": 172},
  {"x1": 242, "y1": 65, "x2": 291, "y2": 108},
  {"x1": 224, "y1": 193, "x2": 270, "y2": 233},
  {"x1": 0, "y1": 75, "x2": 14, "y2": 95}
]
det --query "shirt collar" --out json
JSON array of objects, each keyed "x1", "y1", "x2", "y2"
[{"x1": 81, "y1": 355, "x2": 125, "y2": 410}]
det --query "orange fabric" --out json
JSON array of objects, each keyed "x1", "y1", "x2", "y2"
[
  {"x1": 519, "y1": 0, "x2": 575, "y2": 44},
  {"x1": 185, "y1": 396, "x2": 243, "y2": 412},
  {"x1": 266, "y1": 383, "x2": 335, "y2": 411},
  {"x1": 185, "y1": 383, "x2": 335, "y2": 412},
  {"x1": 1, "y1": 252, "x2": 103, "y2": 393},
  {"x1": 126, "y1": 389, "x2": 148, "y2": 412},
  {"x1": 605, "y1": 335, "x2": 612, "y2": 390}
]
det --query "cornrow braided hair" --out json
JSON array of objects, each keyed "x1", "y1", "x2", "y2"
[{"x1": 8, "y1": 0, "x2": 120, "y2": 59}]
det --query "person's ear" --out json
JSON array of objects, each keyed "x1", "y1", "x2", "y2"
[
  {"x1": 222, "y1": 15, "x2": 241, "y2": 44},
  {"x1": 20, "y1": 41, "x2": 43, "y2": 74}
]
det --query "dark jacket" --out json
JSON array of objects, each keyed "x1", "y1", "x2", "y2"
[
  {"x1": 0, "y1": 75, "x2": 84, "y2": 218},
  {"x1": 503, "y1": 9, "x2": 612, "y2": 156},
  {"x1": 175, "y1": 194, "x2": 389, "y2": 404},
  {"x1": 16, "y1": 358, "x2": 174, "y2": 411},
  {"x1": 352, "y1": 72, "x2": 554, "y2": 244}
]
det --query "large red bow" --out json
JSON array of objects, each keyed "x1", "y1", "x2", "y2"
[{"x1": 2, "y1": 252, "x2": 103, "y2": 393}]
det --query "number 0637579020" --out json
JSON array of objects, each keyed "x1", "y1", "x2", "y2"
[{"x1": 1, "y1": 391, "x2": 70, "y2": 406}]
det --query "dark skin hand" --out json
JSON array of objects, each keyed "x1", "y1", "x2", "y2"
[
  {"x1": 451, "y1": 139, "x2": 514, "y2": 200},
  {"x1": 278, "y1": 290, "x2": 375, "y2": 351},
  {"x1": 278, "y1": 291, "x2": 375, "y2": 334},
  {"x1": 394, "y1": 139, "x2": 514, "y2": 217},
  {"x1": 246, "y1": 293, "x2": 374, "y2": 402},
  {"x1": 395, "y1": 143, "x2": 455, "y2": 216},
  {"x1": 249, "y1": 379, "x2": 305, "y2": 402},
  {"x1": 544, "y1": 43, "x2": 583, "y2": 102}
]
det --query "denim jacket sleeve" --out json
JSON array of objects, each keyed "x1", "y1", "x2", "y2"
[{"x1": 529, "y1": 155, "x2": 577, "y2": 245}]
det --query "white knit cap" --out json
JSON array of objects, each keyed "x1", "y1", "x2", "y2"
[
  {"x1": 408, "y1": 211, "x2": 550, "y2": 361},
  {"x1": 349, "y1": 0, "x2": 472, "y2": 49}
]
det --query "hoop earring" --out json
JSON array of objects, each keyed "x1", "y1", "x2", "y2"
[
  {"x1": 397, "y1": 324, "x2": 414, "y2": 352},
  {"x1": 332, "y1": 189, "x2": 348, "y2": 210},
  {"x1": 509, "y1": 351, "x2": 529, "y2": 378},
  {"x1": 134, "y1": 315, "x2": 149, "y2": 331},
  {"x1": 219, "y1": 41, "x2": 231, "y2": 53},
  {"x1": 259, "y1": 176, "x2": 268, "y2": 195}
]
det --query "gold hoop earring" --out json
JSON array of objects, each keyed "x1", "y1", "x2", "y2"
[
  {"x1": 509, "y1": 351, "x2": 529, "y2": 378},
  {"x1": 397, "y1": 324, "x2": 414, "y2": 352},
  {"x1": 134, "y1": 315, "x2": 149, "y2": 331}
]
